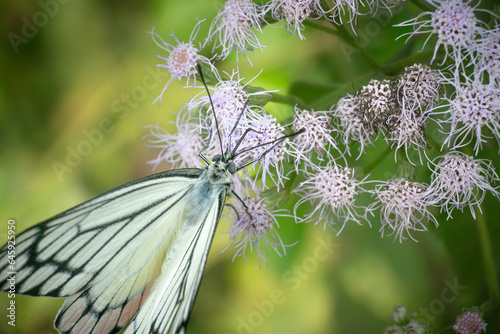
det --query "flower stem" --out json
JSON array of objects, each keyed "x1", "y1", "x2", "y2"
[{"x1": 474, "y1": 205, "x2": 500, "y2": 302}]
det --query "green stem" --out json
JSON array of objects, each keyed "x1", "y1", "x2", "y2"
[
  {"x1": 270, "y1": 92, "x2": 307, "y2": 109},
  {"x1": 475, "y1": 205, "x2": 500, "y2": 302},
  {"x1": 303, "y1": 20, "x2": 341, "y2": 38},
  {"x1": 364, "y1": 146, "x2": 392, "y2": 174}
]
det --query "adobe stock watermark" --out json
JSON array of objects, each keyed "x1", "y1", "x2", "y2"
[
  {"x1": 51, "y1": 65, "x2": 167, "y2": 182},
  {"x1": 226, "y1": 234, "x2": 339, "y2": 334},
  {"x1": 418, "y1": 277, "x2": 467, "y2": 321},
  {"x1": 340, "y1": 6, "x2": 404, "y2": 64},
  {"x1": 7, "y1": 0, "x2": 73, "y2": 54},
  {"x1": 5, "y1": 219, "x2": 17, "y2": 327}
]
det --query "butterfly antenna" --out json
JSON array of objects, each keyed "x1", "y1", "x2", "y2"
[
  {"x1": 235, "y1": 128, "x2": 305, "y2": 171},
  {"x1": 198, "y1": 64, "x2": 224, "y2": 159}
]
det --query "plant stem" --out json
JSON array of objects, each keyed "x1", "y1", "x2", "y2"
[
  {"x1": 475, "y1": 205, "x2": 500, "y2": 302},
  {"x1": 303, "y1": 20, "x2": 341, "y2": 37}
]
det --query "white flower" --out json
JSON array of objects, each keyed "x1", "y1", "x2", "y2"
[
  {"x1": 476, "y1": 27, "x2": 500, "y2": 80},
  {"x1": 289, "y1": 106, "x2": 340, "y2": 170},
  {"x1": 265, "y1": 0, "x2": 325, "y2": 39},
  {"x1": 294, "y1": 163, "x2": 369, "y2": 232},
  {"x1": 224, "y1": 193, "x2": 288, "y2": 267},
  {"x1": 435, "y1": 72, "x2": 500, "y2": 153},
  {"x1": 395, "y1": 0, "x2": 490, "y2": 64},
  {"x1": 188, "y1": 68, "x2": 273, "y2": 155},
  {"x1": 144, "y1": 110, "x2": 205, "y2": 170},
  {"x1": 149, "y1": 20, "x2": 213, "y2": 105},
  {"x1": 385, "y1": 114, "x2": 428, "y2": 164},
  {"x1": 368, "y1": 178, "x2": 437, "y2": 242},
  {"x1": 397, "y1": 64, "x2": 441, "y2": 114},
  {"x1": 358, "y1": 79, "x2": 398, "y2": 130},
  {"x1": 332, "y1": 93, "x2": 376, "y2": 158},
  {"x1": 207, "y1": 0, "x2": 265, "y2": 62},
  {"x1": 235, "y1": 113, "x2": 290, "y2": 189},
  {"x1": 429, "y1": 152, "x2": 499, "y2": 219}
]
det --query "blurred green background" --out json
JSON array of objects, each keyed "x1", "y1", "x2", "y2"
[{"x1": 1, "y1": 0, "x2": 499, "y2": 333}]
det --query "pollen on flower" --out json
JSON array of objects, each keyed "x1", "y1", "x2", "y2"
[
  {"x1": 294, "y1": 163, "x2": 369, "y2": 233},
  {"x1": 368, "y1": 178, "x2": 437, "y2": 242},
  {"x1": 289, "y1": 106, "x2": 339, "y2": 170},
  {"x1": 429, "y1": 152, "x2": 499, "y2": 219},
  {"x1": 453, "y1": 310, "x2": 487, "y2": 334},
  {"x1": 149, "y1": 20, "x2": 212, "y2": 105},
  {"x1": 144, "y1": 111, "x2": 205, "y2": 170},
  {"x1": 207, "y1": 0, "x2": 265, "y2": 62},
  {"x1": 224, "y1": 194, "x2": 287, "y2": 267}
]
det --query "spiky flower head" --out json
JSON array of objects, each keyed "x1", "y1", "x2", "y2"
[
  {"x1": 368, "y1": 178, "x2": 437, "y2": 242},
  {"x1": 453, "y1": 310, "x2": 487, "y2": 334},
  {"x1": 289, "y1": 106, "x2": 339, "y2": 170},
  {"x1": 332, "y1": 93, "x2": 376, "y2": 158},
  {"x1": 358, "y1": 79, "x2": 398, "y2": 130},
  {"x1": 385, "y1": 114, "x2": 428, "y2": 164},
  {"x1": 436, "y1": 73, "x2": 500, "y2": 153},
  {"x1": 265, "y1": 0, "x2": 324, "y2": 39},
  {"x1": 189, "y1": 68, "x2": 271, "y2": 137},
  {"x1": 429, "y1": 152, "x2": 499, "y2": 219},
  {"x1": 397, "y1": 64, "x2": 441, "y2": 112},
  {"x1": 236, "y1": 113, "x2": 290, "y2": 189},
  {"x1": 395, "y1": 0, "x2": 489, "y2": 64},
  {"x1": 207, "y1": 0, "x2": 265, "y2": 62},
  {"x1": 224, "y1": 193, "x2": 288, "y2": 267},
  {"x1": 144, "y1": 110, "x2": 205, "y2": 170},
  {"x1": 476, "y1": 27, "x2": 500, "y2": 78},
  {"x1": 294, "y1": 163, "x2": 369, "y2": 233},
  {"x1": 149, "y1": 20, "x2": 212, "y2": 105}
]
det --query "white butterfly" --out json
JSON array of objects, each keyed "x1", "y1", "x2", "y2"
[{"x1": 0, "y1": 70, "x2": 298, "y2": 333}]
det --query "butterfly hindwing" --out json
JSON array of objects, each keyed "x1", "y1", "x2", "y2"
[{"x1": 124, "y1": 190, "x2": 226, "y2": 334}]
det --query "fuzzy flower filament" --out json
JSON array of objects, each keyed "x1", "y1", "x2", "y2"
[
  {"x1": 225, "y1": 194, "x2": 287, "y2": 266},
  {"x1": 368, "y1": 178, "x2": 437, "y2": 242},
  {"x1": 294, "y1": 163, "x2": 369, "y2": 233},
  {"x1": 429, "y1": 152, "x2": 499, "y2": 219}
]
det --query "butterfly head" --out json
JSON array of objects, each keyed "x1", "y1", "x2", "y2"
[{"x1": 211, "y1": 154, "x2": 237, "y2": 175}]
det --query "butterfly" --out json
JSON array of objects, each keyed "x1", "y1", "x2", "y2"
[{"x1": 0, "y1": 66, "x2": 301, "y2": 334}]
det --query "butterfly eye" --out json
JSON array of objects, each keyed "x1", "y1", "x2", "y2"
[
  {"x1": 227, "y1": 162, "x2": 236, "y2": 174},
  {"x1": 212, "y1": 154, "x2": 222, "y2": 162}
]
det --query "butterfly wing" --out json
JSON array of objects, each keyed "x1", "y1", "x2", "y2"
[
  {"x1": 0, "y1": 168, "x2": 205, "y2": 333},
  {"x1": 124, "y1": 190, "x2": 226, "y2": 334}
]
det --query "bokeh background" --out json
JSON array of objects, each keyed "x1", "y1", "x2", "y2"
[{"x1": 1, "y1": 0, "x2": 499, "y2": 333}]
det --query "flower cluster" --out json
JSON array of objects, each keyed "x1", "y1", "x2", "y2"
[
  {"x1": 145, "y1": 0, "x2": 500, "y2": 330},
  {"x1": 453, "y1": 310, "x2": 487, "y2": 334},
  {"x1": 146, "y1": 0, "x2": 499, "y2": 274}
]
